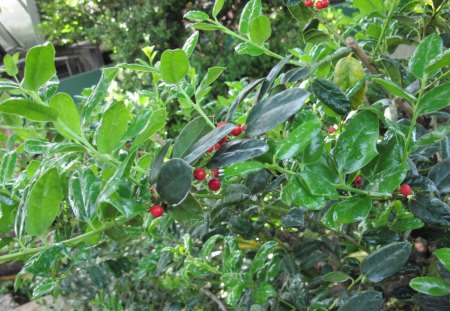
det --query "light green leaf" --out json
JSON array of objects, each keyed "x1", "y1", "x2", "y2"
[
  {"x1": 353, "y1": 0, "x2": 386, "y2": 16},
  {"x1": 410, "y1": 277, "x2": 450, "y2": 297},
  {"x1": 3, "y1": 53, "x2": 19, "y2": 77},
  {"x1": 184, "y1": 11, "x2": 209, "y2": 22},
  {"x1": 409, "y1": 34, "x2": 443, "y2": 80},
  {"x1": 435, "y1": 248, "x2": 450, "y2": 271},
  {"x1": 239, "y1": 0, "x2": 262, "y2": 34},
  {"x1": 49, "y1": 93, "x2": 81, "y2": 140},
  {"x1": 22, "y1": 42, "x2": 56, "y2": 91},
  {"x1": 212, "y1": 0, "x2": 225, "y2": 18},
  {"x1": 372, "y1": 78, "x2": 416, "y2": 102},
  {"x1": 160, "y1": 49, "x2": 190, "y2": 84},
  {"x1": 199, "y1": 66, "x2": 226, "y2": 90},
  {"x1": 183, "y1": 31, "x2": 199, "y2": 58},
  {"x1": 249, "y1": 15, "x2": 272, "y2": 44},
  {"x1": 417, "y1": 82, "x2": 450, "y2": 116},
  {"x1": 0, "y1": 98, "x2": 58, "y2": 122},
  {"x1": 96, "y1": 102, "x2": 128, "y2": 154},
  {"x1": 133, "y1": 108, "x2": 166, "y2": 148}
]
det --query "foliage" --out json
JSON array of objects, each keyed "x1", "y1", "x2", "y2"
[{"x1": 1, "y1": 0, "x2": 450, "y2": 310}]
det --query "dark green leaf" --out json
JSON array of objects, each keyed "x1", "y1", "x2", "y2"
[
  {"x1": 253, "y1": 283, "x2": 276, "y2": 304},
  {"x1": 183, "y1": 123, "x2": 235, "y2": 164},
  {"x1": 0, "y1": 99, "x2": 58, "y2": 121},
  {"x1": 246, "y1": 88, "x2": 309, "y2": 136},
  {"x1": 361, "y1": 242, "x2": 411, "y2": 282},
  {"x1": 339, "y1": 290, "x2": 383, "y2": 311},
  {"x1": 418, "y1": 82, "x2": 450, "y2": 116},
  {"x1": 221, "y1": 272, "x2": 246, "y2": 305},
  {"x1": 281, "y1": 177, "x2": 326, "y2": 210},
  {"x1": 428, "y1": 158, "x2": 450, "y2": 195},
  {"x1": 201, "y1": 234, "x2": 223, "y2": 259},
  {"x1": 207, "y1": 139, "x2": 269, "y2": 168},
  {"x1": 300, "y1": 169, "x2": 338, "y2": 198},
  {"x1": 409, "y1": 34, "x2": 443, "y2": 79},
  {"x1": 363, "y1": 228, "x2": 400, "y2": 245},
  {"x1": 254, "y1": 55, "x2": 292, "y2": 104},
  {"x1": 312, "y1": 79, "x2": 351, "y2": 115},
  {"x1": 225, "y1": 78, "x2": 263, "y2": 122},
  {"x1": 323, "y1": 271, "x2": 352, "y2": 283},
  {"x1": 323, "y1": 196, "x2": 372, "y2": 230},
  {"x1": 275, "y1": 120, "x2": 321, "y2": 160},
  {"x1": 25, "y1": 168, "x2": 64, "y2": 236},
  {"x1": 22, "y1": 42, "x2": 56, "y2": 91},
  {"x1": 156, "y1": 159, "x2": 192, "y2": 205},
  {"x1": 281, "y1": 208, "x2": 305, "y2": 227},
  {"x1": 160, "y1": 49, "x2": 190, "y2": 84},
  {"x1": 335, "y1": 111, "x2": 379, "y2": 174},
  {"x1": 96, "y1": 102, "x2": 128, "y2": 154},
  {"x1": 173, "y1": 117, "x2": 210, "y2": 159},
  {"x1": 248, "y1": 241, "x2": 277, "y2": 277},
  {"x1": 281, "y1": 66, "x2": 311, "y2": 84},
  {"x1": 149, "y1": 140, "x2": 172, "y2": 185},
  {"x1": 168, "y1": 194, "x2": 203, "y2": 227},
  {"x1": 415, "y1": 124, "x2": 450, "y2": 149},
  {"x1": 410, "y1": 277, "x2": 450, "y2": 296},
  {"x1": 412, "y1": 294, "x2": 450, "y2": 311},
  {"x1": 222, "y1": 184, "x2": 251, "y2": 206},
  {"x1": 409, "y1": 195, "x2": 450, "y2": 227},
  {"x1": 366, "y1": 162, "x2": 409, "y2": 194}
]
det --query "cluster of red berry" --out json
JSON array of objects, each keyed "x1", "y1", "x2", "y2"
[
  {"x1": 304, "y1": 0, "x2": 329, "y2": 9},
  {"x1": 197, "y1": 122, "x2": 245, "y2": 192}
]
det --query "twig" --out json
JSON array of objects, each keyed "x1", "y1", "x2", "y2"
[
  {"x1": 200, "y1": 288, "x2": 228, "y2": 311},
  {"x1": 346, "y1": 37, "x2": 378, "y2": 74}
]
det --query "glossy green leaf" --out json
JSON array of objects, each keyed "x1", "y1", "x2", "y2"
[
  {"x1": 173, "y1": 117, "x2": 210, "y2": 159},
  {"x1": 222, "y1": 184, "x2": 251, "y2": 206},
  {"x1": 417, "y1": 82, "x2": 450, "y2": 116},
  {"x1": 281, "y1": 208, "x2": 305, "y2": 228},
  {"x1": 32, "y1": 279, "x2": 58, "y2": 299},
  {"x1": 287, "y1": 2, "x2": 313, "y2": 28},
  {"x1": 281, "y1": 177, "x2": 326, "y2": 210},
  {"x1": 281, "y1": 66, "x2": 311, "y2": 84},
  {"x1": 312, "y1": 79, "x2": 351, "y2": 115},
  {"x1": 221, "y1": 272, "x2": 245, "y2": 306},
  {"x1": 235, "y1": 42, "x2": 265, "y2": 56},
  {"x1": 133, "y1": 108, "x2": 166, "y2": 148},
  {"x1": 409, "y1": 34, "x2": 443, "y2": 80},
  {"x1": 275, "y1": 120, "x2": 321, "y2": 160},
  {"x1": 363, "y1": 228, "x2": 400, "y2": 245},
  {"x1": 246, "y1": 88, "x2": 308, "y2": 136},
  {"x1": 361, "y1": 242, "x2": 411, "y2": 282},
  {"x1": 212, "y1": 0, "x2": 224, "y2": 18},
  {"x1": 156, "y1": 159, "x2": 192, "y2": 205},
  {"x1": 49, "y1": 93, "x2": 81, "y2": 140},
  {"x1": 224, "y1": 161, "x2": 264, "y2": 177},
  {"x1": 426, "y1": 49, "x2": 450, "y2": 73},
  {"x1": 183, "y1": 123, "x2": 235, "y2": 164},
  {"x1": 22, "y1": 42, "x2": 56, "y2": 91},
  {"x1": 0, "y1": 151, "x2": 16, "y2": 185},
  {"x1": 250, "y1": 15, "x2": 271, "y2": 44},
  {"x1": 223, "y1": 236, "x2": 243, "y2": 273},
  {"x1": 104, "y1": 192, "x2": 143, "y2": 217},
  {"x1": 182, "y1": 31, "x2": 199, "y2": 58},
  {"x1": 415, "y1": 124, "x2": 450, "y2": 149},
  {"x1": 199, "y1": 66, "x2": 226, "y2": 90},
  {"x1": 68, "y1": 169, "x2": 101, "y2": 221},
  {"x1": 372, "y1": 78, "x2": 416, "y2": 102},
  {"x1": 0, "y1": 99, "x2": 58, "y2": 121},
  {"x1": 201, "y1": 234, "x2": 223, "y2": 259},
  {"x1": 410, "y1": 277, "x2": 450, "y2": 297},
  {"x1": 428, "y1": 158, "x2": 450, "y2": 195},
  {"x1": 184, "y1": 11, "x2": 209, "y2": 22},
  {"x1": 323, "y1": 196, "x2": 372, "y2": 230},
  {"x1": 435, "y1": 248, "x2": 450, "y2": 271},
  {"x1": 335, "y1": 111, "x2": 379, "y2": 174},
  {"x1": 168, "y1": 194, "x2": 203, "y2": 227},
  {"x1": 190, "y1": 23, "x2": 222, "y2": 31},
  {"x1": 366, "y1": 162, "x2": 409, "y2": 194},
  {"x1": 207, "y1": 139, "x2": 269, "y2": 168},
  {"x1": 339, "y1": 290, "x2": 383, "y2": 311},
  {"x1": 239, "y1": 0, "x2": 262, "y2": 34},
  {"x1": 25, "y1": 168, "x2": 64, "y2": 236},
  {"x1": 255, "y1": 55, "x2": 291, "y2": 104},
  {"x1": 149, "y1": 140, "x2": 172, "y2": 185},
  {"x1": 96, "y1": 102, "x2": 128, "y2": 154},
  {"x1": 83, "y1": 68, "x2": 118, "y2": 120},
  {"x1": 248, "y1": 241, "x2": 277, "y2": 277},
  {"x1": 323, "y1": 271, "x2": 353, "y2": 283},
  {"x1": 160, "y1": 49, "x2": 189, "y2": 84},
  {"x1": 300, "y1": 169, "x2": 338, "y2": 198},
  {"x1": 353, "y1": 0, "x2": 385, "y2": 16},
  {"x1": 225, "y1": 78, "x2": 263, "y2": 122},
  {"x1": 254, "y1": 283, "x2": 276, "y2": 304},
  {"x1": 121, "y1": 110, "x2": 152, "y2": 143},
  {"x1": 409, "y1": 195, "x2": 450, "y2": 227}
]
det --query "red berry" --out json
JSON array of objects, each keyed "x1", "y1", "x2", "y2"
[
  {"x1": 400, "y1": 184, "x2": 412, "y2": 197},
  {"x1": 230, "y1": 125, "x2": 243, "y2": 137},
  {"x1": 354, "y1": 176, "x2": 363, "y2": 186},
  {"x1": 148, "y1": 205, "x2": 164, "y2": 218},
  {"x1": 216, "y1": 122, "x2": 227, "y2": 128},
  {"x1": 322, "y1": 0, "x2": 329, "y2": 8},
  {"x1": 193, "y1": 168, "x2": 206, "y2": 181},
  {"x1": 316, "y1": 1, "x2": 324, "y2": 9},
  {"x1": 219, "y1": 135, "x2": 228, "y2": 145},
  {"x1": 211, "y1": 168, "x2": 219, "y2": 177},
  {"x1": 214, "y1": 143, "x2": 221, "y2": 151},
  {"x1": 208, "y1": 178, "x2": 221, "y2": 191},
  {"x1": 305, "y1": 0, "x2": 313, "y2": 7},
  {"x1": 207, "y1": 146, "x2": 214, "y2": 153},
  {"x1": 328, "y1": 126, "x2": 336, "y2": 134}
]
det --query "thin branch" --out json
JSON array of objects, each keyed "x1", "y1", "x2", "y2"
[
  {"x1": 200, "y1": 288, "x2": 228, "y2": 311},
  {"x1": 346, "y1": 37, "x2": 378, "y2": 74}
]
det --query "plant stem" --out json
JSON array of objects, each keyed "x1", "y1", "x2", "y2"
[
  {"x1": 178, "y1": 85, "x2": 215, "y2": 128},
  {"x1": 310, "y1": 10, "x2": 346, "y2": 46},
  {"x1": 372, "y1": 1, "x2": 398, "y2": 57},
  {"x1": 333, "y1": 184, "x2": 392, "y2": 199}
]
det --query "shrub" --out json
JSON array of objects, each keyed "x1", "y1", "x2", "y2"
[{"x1": 0, "y1": 0, "x2": 449, "y2": 310}]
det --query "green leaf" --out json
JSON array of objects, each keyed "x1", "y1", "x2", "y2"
[
  {"x1": 435, "y1": 248, "x2": 450, "y2": 271},
  {"x1": 335, "y1": 111, "x2": 379, "y2": 174},
  {"x1": 281, "y1": 177, "x2": 326, "y2": 210},
  {"x1": 361, "y1": 242, "x2": 411, "y2": 282},
  {"x1": 323, "y1": 196, "x2": 372, "y2": 229},
  {"x1": 184, "y1": 11, "x2": 209, "y2": 22},
  {"x1": 133, "y1": 108, "x2": 166, "y2": 148},
  {"x1": 409, "y1": 195, "x2": 450, "y2": 227},
  {"x1": 239, "y1": 0, "x2": 262, "y2": 34},
  {"x1": 0, "y1": 151, "x2": 16, "y2": 185},
  {"x1": 415, "y1": 124, "x2": 450, "y2": 149},
  {"x1": 363, "y1": 228, "x2": 400, "y2": 245},
  {"x1": 426, "y1": 49, "x2": 450, "y2": 74},
  {"x1": 338, "y1": 290, "x2": 383, "y2": 311},
  {"x1": 409, "y1": 34, "x2": 443, "y2": 80},
  {"x1": 372, "y1": 78, "x2": 416, "y2": 102},
  {"x1": 3, "y1": 53, "x2": 19, "y2": 77},
  {"x1": 275, "y1": 120, "x2": 321, "y2": 160},
  {"x1": 22, "y1": 42, "x2": 56, "y2": 91},
  {"x1": 255, "y1": 56, "x2": 291, "y2": 104},
  {"x1": 212, "y1": 0, "x2": 225, "y2": 18},
  {"x1": 149, "y1": 140, "x2": 172, "y2": 185},
  {"x1": 221, "y1": 272, "x2": 245, "y2": 305},
  {"x1": 254, "y1": 283, "x2": 276, "y2": 304},
  {"x1": 281, "y1": 208, "x2": 305, "y2": 228},
  {"x1": 49, "y1": 93, "x2": 81, "y2": 140},
  {"x1": 199, "y1": 66, "x2": 226, "y2": 90},
  {"x1": 190, "y1": 23, "x2": 222, "y2": 31},
  {"x1": 0, "y1": 98, "x2": 58, "y2": 121},
  {"x1": 223, "y1": 236, "x2": 243, "y2": 273},
  {"x1": 96, "y1": 102, "x2": 128, "y2": 154},
  {"x1": 115, "y1": 63, "x2": 158, "y2": 73},
  {"x1": 207, "y1": 139, "x2": 269, "y2": 168},
  {"x1": 410, "y1": 277, "x2": 450, "y2": 297},
  {"x1": 323, "y1": 271, "x2": 353, "y2": 283},
  {"x1": 201, "y1": 234, "x2": 223, "y2": 259},
  {"x1": 248, "y1": 241, "x2": 277, "y2": 277},
  {"x1": 287, "y1": 2, "x2": 313, "y2": 28},
  {"x1": 83, "y1": 68, "x2": 118, "y2": 120},
  {"x1": 417, "y1": 82, "x2": 450, "y2": 116},
  {"x1": 183, "y1": 123, "x2": 235, "y2": 164},
  {"x1": 224, "y1": 161, "x2": 264, "y2": 177},
  {"x1": 428, "y1": 158, "x2": 450, "y2": 195},
  {"x1": 225, "y1": 78, "x2": 263, "y2": 122},
  {"x1": 160, "y1": 49, "x2": 190, "y2": 84},
  {"x1": 249, "y1": 15, "x2": 272, "y2": 44},
  {"x1": 173, "y1": 117, "x2": 210, "y2": 159},
  {"x1": 366, "y1": 162, "x2": 409, "y2": 194},
  {"x1": 246, "y1": 88, "x2": 309, "y2": 136},
  {"x1": 300, "y1": 169, "x2": 338, "y2": 198},
  {"x1": 25, "y1": 168, "x2": 64, "y2": 236},
  {"x1": 312, "y1": 79, "x2": 351, "y2": 115},
  {"x1": 68, "y1": 169, "x2": 101, "y2": 222},
  {"x1": 32, "y1": 278, "x2": 58, "y2": 299},
  {"x1": 235, "y1": 42, "x2": 265, "y2": 56},
  {"x1": 222, "y1": 184, "x2": 251, "y2": 206},
  {"x1": 182, "y1": 31, "x2": 199, "y2": 58},
  {"x1": 156, "y1": 159, "x2": 192, "y2": 205}
]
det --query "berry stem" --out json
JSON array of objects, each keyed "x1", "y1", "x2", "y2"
[{"x1": 178, "y1": 85, "x2": 215, "y2": 128}]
